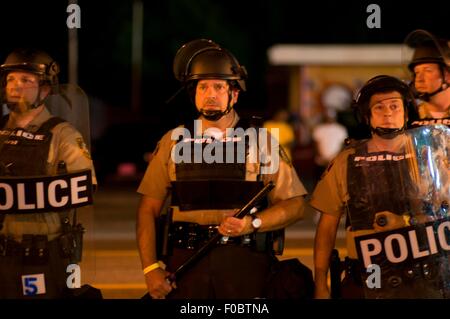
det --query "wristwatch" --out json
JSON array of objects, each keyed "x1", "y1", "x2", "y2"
[{"x1": 251, "y1": 214, "x2": 262, "y2": 232}]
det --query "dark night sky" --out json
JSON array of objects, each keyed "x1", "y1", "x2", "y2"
[{"x1": 1, "y1": 0, "x2": 449, "y2": 177}]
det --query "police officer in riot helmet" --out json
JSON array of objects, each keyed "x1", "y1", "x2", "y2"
[
  {"x1": 0, "y1": 48, "x2": 97, "y2": 298},
  {"x1": 312, "y1": 75, "x2": 421, "y2": 298},
  {"x1": 137, "y1": 39, "x2": 308, "y2": 299},
  {"x1": 405, "y1": 29, "x2": 450, "y2": 122}
]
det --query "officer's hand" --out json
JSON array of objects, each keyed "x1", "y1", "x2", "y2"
[
  {"x1": 144, "y1": 268, "x2": 176, "y2": 299},
  {"x1": 373, "y1": 211, "x2": 406, "y2": 232},
  {"x1": 218, "y1": 215, "x2": 252, "y2": 237}
]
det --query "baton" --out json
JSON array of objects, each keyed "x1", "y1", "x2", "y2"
[{"x1": 169, "y1": 181, "x2": 275, "y2": 281}]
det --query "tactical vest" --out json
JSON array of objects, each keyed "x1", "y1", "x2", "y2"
[
  {"x1": 346, "y1": 144, "x2": 414, "y2": 230},
  {"x1": 0, "y1": 115, "x2": 65, "y2": 177},
  {"x1": 171, "y1": 118, "x2": 265, "y2": 211}
]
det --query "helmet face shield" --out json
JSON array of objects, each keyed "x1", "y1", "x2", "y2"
[
  {"x1": 353, "y1": 75, "x2": 416, "y2": 137},
  {"x1": 0, "y1": 49, "x2": 60, "y2": 110},
  {"x1": 0, "y1": 48, "x2": 60, "y2": 86},
  {"x1": 173, "y1": 39, "x2": 247, "y2": 91},
  {"x1": 404, "y1": 29, "x2": 450, "y2": 71},
  {"x1": 173, "y1": 39, "x2": 220, "y2": 82}
]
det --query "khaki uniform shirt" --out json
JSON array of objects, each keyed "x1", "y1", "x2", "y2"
[
  {"x1": 138, "y1": 113, "x2": 307, "y2": 225},
  {"x1": 1, "y1": 108, "x2": 97, "y2": 241},
  {"x1": 418, "y1": 101, "x2": 450, "y2": 119},
  {"x1": 310, "y1": 147, "x2": 354, "y2": 219}
]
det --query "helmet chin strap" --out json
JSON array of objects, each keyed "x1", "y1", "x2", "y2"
[
  {"x1": 371, "y1": 126, "x2": 405, "y2": 139},
  {"x1": 6, "y1": 87, "x2": 49, "y2": 112},
  {"x1": 416, "y1": 72, "x2": 449, "y2": 101},
  {"x1": 417, "y1": 85, "x2": 448, "y2": 101}
]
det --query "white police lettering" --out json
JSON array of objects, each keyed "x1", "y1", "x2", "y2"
[
  {"x1": 48, "y1": 180, "x2": 70, "y2": 207},
  {"x1": 224, "y1": 303, "x2": 269, "y2": 314},
  {"x1": 359, "y1": 220, "x2": 450, "y2": 268},
  {"x1": 179, "y1": 303, "x2": 214, "y2": 317},
  {"x1": 0, "y1": 183, "x2": 14, "y2": 210},
  {"x1": 412, "y1": 119, "x2": 450, "y2": 126},
  {"x1": 171, "y1": 120, "x2": 280, "y2": 174},
  {"x1": 70, "y1": 175, "x2": 89, "y2": 204},
  {"x1": 354, "y1": 153, "x2": 413, "y2": 162},
  {"x1": 0, "y1": 170, "x2": 93, "y2": 213},
  {"x1": 0, "y1": 129, "x2": 45, "y2": 140},
  {"x1": 17, "y1": 183, "x2": 36, "y2": 210}
]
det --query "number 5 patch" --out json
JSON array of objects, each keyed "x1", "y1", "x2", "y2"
[{"x1": 21, "y1": 274, "x2": 46, "y2": 296}]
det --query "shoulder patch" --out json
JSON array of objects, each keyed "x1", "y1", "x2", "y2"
[{"x1": 76, "y1": 137, "x2": 91, "y2": 160}]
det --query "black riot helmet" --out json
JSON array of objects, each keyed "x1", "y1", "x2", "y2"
[
  {"x1": 172, "y1": 39, "x2": 248, "y2": 121},
  {"x1": 404, "y1": 30, "x2": 449, "y2": 100},
  {"x1": 353, "y1": 75, "x2": 417, "y2": 139},
  {"x1": 0, "y1": 48, "x2": 60, "y2": 110}
]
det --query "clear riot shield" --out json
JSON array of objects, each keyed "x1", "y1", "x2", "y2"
[
  {"x1": 0, "y1": 84, "x2": 97, "y2": 298},
  {"x1": 347, "y1": 125, "x2": 450, "y2": 299}
]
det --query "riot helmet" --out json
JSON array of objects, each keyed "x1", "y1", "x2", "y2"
[
  {"x1": 173, "y1": 39, "x2": 248, "y2": 121},
  {"x1": 0, "y1": 48, "x2": 60, "y2": 111},
  {"x1": 353, "y1": 75, "x2": 416, "y2": 139},
  {"x1": 404, "y1": 30, "x2": 449, "y2": 101}
]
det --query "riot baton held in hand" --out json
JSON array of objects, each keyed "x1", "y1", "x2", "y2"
[
  {"x1": 142, "y1": 181, "x2": 275, "y2": 299},
  {"x1": 170, "y1": 181, "x2": 275, "y2": 281}
]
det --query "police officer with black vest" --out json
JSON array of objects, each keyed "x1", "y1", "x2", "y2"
[
  {"x1": 0, "y1": 49, "x2": 97, "y2": 298},
  {"x1": 404, "y1": 29, "x2": 450, "y2": 126},
  {"x1": 136, "y1": 39, "x2": 307, "y2": 299},
  {"x1": 312, "y1": 75, "x2": 450, "y2": 299}
]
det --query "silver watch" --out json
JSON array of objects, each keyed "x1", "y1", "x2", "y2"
[{"x1": 251, "y1": 214, "x2": 262, "y2": 231}]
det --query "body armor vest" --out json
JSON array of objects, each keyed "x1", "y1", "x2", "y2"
[
  {"x1": 171, "y1": 118, "x2": 265, "y2": 211},
  {"x1": 0, "y1": 115, "x2": 65, "y2": 177},
  {"x1": 346, "y1": 144, "x2": 415, "y2": 230}
]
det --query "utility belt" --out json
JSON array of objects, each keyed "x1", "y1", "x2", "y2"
[
  {"x1": 168, "y1": 222, "x2": 276, "y2": 253},
  {"x1": 0, "y1": 225, "x2": 83, "y2": 265}
]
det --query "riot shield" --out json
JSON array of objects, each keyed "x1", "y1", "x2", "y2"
[
  {"x1": 45, "y1": 84, "x2": 91, "y2": 151},
  {"x1": 0, "y1": 83, "x2": 97, "y2": 298},
  {"x1": 347, "y1": 125, "x2": 450, "y2": 298}
]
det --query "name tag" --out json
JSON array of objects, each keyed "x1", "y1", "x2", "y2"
[{"x1": 22, "y1": 274, "x2": 46, "y2": 296}]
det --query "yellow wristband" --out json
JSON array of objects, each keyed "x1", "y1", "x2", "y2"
[{"x1": 143, "y1": 262, "x2": 161, "y2": 275}]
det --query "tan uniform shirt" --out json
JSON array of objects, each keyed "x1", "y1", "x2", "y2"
[
  {"x1": 418, "y1": 101, "x2": 450, "y2": 119},
  {"x1": 1, "y1": 108, "x2": 97, "y2": 241},
  {"x1": 138, "y1": 113, "x2": 307, "y2": 225},
  {"x1": 310, "y1": 147, "x2": 354, "y2": 219}
]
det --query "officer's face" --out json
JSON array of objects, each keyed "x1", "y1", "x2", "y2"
[
  {"x1": 5, "y1": 71, "x2": 48, "y2": 112},
  {"x1": 369, "y1": 91, "x2": 405, "y2": 129},
  {"x1": 413, "y1": 63, "x2": 444, "y2": 94},
  {"x1": 195, "y1": 79, "x2": 238, "y2": 113}
]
